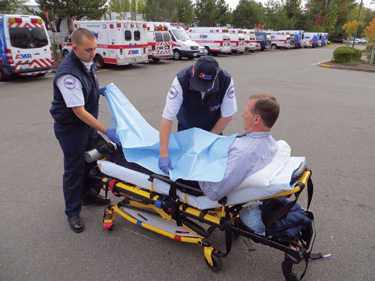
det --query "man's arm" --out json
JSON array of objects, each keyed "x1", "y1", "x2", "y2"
[
  {"x1": 159, "y1": 117, "x2": 173, "y2": 157},
  {"x1": 210, "y1": 115, "x2": 232, "y2": 135},
  {"x1": 72, "y1": 106, "x2": 107, "y2": 134}
]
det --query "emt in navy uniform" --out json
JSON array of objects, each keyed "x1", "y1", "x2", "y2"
[
  {"x1": 158, "y1": 56, "x2": 237, "y2": 174},
  {"x1": 50, "y1": 28, "x2": 120, "y2": 233}
]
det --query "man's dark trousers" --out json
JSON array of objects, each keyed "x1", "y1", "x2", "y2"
[{"x1": 54, "y1": 122, "x2": 96, "y2": 217}]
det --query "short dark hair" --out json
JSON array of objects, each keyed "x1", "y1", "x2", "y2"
[
  {"x1": 249, "y1": 94, "x2": 280, "y2": 128},
  {"x1": 71, "y1": 28, "x2": 96, "y2": 46}
]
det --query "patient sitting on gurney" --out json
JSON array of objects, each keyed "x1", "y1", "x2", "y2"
[{"x1": 107, "y1": 94, "x2": 280, "y2": 202}]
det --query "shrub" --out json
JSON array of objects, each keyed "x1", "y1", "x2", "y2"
[{"x1": 332, "y1": 46, "x2": 362, "y2": 63}]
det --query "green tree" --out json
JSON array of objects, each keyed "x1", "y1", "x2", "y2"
[
  {"x1": 171, "y1": 0, "x2": 195, "y2": 27},
  {"x1": 284, "y1": 0, "x2": 303, "y2": 29},
  {"x1": 137, "y1": 0, "x2": 146, "y2": 14},
  {"x1": 34, "y1": 0, "x2": 107, "y2": 34},
  {"x1": 0, "y1": 0, "x2": 27, "y2": 14},
  {"x1": 130, "y1": 0, "x2": 137, "y2": 19},
  {"x1": 144, "y1": 0, "x2": 175, "y2": 21},
  {"x1": 195, "y1": 0, "x2": 230, "y2": 27},
  {"x1": 232, "y1": 0, "x2": 265, "y2": 29},
  {"x1": 263, "y1": 0, "x2": 291, "y2": 30},
  {"x1": 109, "y1": 0, "x2": 130, "y2": 20},
  {"x1": 306, "y1": 0, "x2": 356, "y2": 39}
]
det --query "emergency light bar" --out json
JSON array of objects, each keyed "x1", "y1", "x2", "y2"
[{"x1": 8, "y1": 17, "x2": 43, "y2": 24}]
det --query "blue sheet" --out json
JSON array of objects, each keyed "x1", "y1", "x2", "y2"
[{"x1": 104, "y1": 83, "x2": 237, "y2": 182}]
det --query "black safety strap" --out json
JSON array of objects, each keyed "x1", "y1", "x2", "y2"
[{"x1": 264, "y1": 172, "x2": 314, "y2": 227}]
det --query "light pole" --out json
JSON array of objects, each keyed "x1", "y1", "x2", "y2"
[{"x1": 352, "y1": 0, "x2": 363, "y2": 48}]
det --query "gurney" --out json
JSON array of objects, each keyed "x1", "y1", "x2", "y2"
[
  {"x1": 86, "y1": 136, "x2": 317, "y2": 281},
  {"x1": 87, "y1": 84, "x2": 319, "y2": 280}
]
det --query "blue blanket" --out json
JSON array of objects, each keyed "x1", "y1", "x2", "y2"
[{"x1": 105, "y1": 83, "x2": 237, "y2": 182}]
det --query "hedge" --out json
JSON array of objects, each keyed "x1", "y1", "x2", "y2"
[{"x1": 332, "y1": 46, "x2": 362, "y2": 63}]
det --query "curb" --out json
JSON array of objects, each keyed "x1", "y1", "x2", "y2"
[{"x1": 317, "y1": 60, "x2": 375, "y2": 73}]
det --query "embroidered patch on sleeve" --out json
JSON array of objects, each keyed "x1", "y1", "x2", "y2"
[
  {"x1": 168, "y1": 86, "x2": 178, "y2": 99},
  {"x1": 63, "y1": 76, "x2": 77, "y2": 90},
  {"x1": 226, "y1": 85, "x2": 235, "y2": 99}
]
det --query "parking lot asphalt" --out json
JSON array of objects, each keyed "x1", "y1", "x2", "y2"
[{"x1": 0, "y1": 45, "x2": 374, "y2": 281}]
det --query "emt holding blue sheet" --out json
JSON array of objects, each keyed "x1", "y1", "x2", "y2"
[
  {"x1": 159, "y1": 56, "x2": 237, "y2": 174},
  {"x1": 50, "y1": 28, "x2": 120, "y2": 233}
]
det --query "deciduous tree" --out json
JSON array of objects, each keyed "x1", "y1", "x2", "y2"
[{"x1": 364, "y1": 18, "x2": 375, "y2": 64}]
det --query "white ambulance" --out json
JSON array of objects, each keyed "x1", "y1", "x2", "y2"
[
  {"x1": 187, "y1": 27, "x2": 231, "y2": 55},
  {"x1": 159, "y1": 23, "x2": 199, "y2": 60},
  {"x1": 243, "y1": 29, "x2": 257, "y2": 52},
  {"x1": 71, "y1": 20, "x2": 148, "y2": 67},
  {"x1": 228, "y1": 29, "x2": 245, "y2": 53},
  {"x1": 269, "y1": 31, "x2": 291, "y2": 49},
  {"x1": 0, "y1": 14, "x2": 54, "y2": 81},
  {"x1": 145, "y1": 22, "x2": 173, "y2": 62}
]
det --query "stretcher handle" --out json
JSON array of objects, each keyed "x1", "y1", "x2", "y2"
[{"x1": 148, "y1": 174, "x2": 205, "y2": 196}]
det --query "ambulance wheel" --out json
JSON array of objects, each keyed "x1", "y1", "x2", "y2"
[
  {"x1": 94, "y1": 55, "x2": 105, "y2": 68},
  {"x1": 205, "y1": 47, "x2": 211, "y2": 55},
  {"x1": 173, "y1": 50, "x2": 182, "y2": 60},
  {"x1": 271, "y1": 45, "x2": 277, "y2": 49},
  {"x1": 205, "y1": 253, "x2": 222, "y2": 272},
  {"x1": 282, "y1": 256, "x2": 306, "y2": 281},
  {"x1": 36, "y1": 73, "x2": 46, "y2": 77},
  {"x1": 0, "y1": 68, "x2": 11, "y2": 81},
  {"x1": 152, "y1": 58, "x2": 160, "y2": 63}
]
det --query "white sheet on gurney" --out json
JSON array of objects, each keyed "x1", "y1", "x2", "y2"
[
  {"x1": 104, "y1": 83, "x2": 237, "y2": 182},
  {"x1": 98, "y1": 156, "x2": 305, "y2": 210}
]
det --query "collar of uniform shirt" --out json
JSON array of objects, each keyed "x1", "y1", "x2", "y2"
[{"x1": 81, "y1": 61, "x2": 93, "y2": 72}]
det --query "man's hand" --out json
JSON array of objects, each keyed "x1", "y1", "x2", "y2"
[
  {"x1": 104, "y1": 128, "x2": 121, "y2": 147},
  {"x1": 158, "y1": 156, "x2": 174, "y2": 174},
  {"x1": 99, "y1": 87, "x2": 107, "y2": 97}
]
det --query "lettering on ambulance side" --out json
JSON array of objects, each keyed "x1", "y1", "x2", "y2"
[
  {"x1": 128, "y1": 50, "x2": 139, "y2": 55},
  {"x1": 15, "y1": 54, "x2": 32, "y2": 59}
]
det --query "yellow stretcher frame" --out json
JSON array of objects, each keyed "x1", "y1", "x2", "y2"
[{"x1": 101, "y1": 170, "x2": 313, "y2": 272}]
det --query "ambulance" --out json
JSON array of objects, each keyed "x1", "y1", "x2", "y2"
[
  {"x1": 162, "y1": 23, "x2": 200, "y2": 60},
  {"x1": 243, "y1": 29, "x2": 257, "y2": 52},
  {"x1": 187, "y1": 27, "x2": 231, "y2": 55},
  {"x1": 144, "y1": 22, "x2": 173, "y2": 62},
  {"x1": 71, "y1": 20, "x2": 148, "y2": 67},
  {"x1": 228, "y1": 29, "x2": 245, "y2": 53},
  {"x1": 304, "y1": 32, "x2": 320, "y2": 48},
  {"x1": 0, "y1": 14, "x2": 54, "y2": 81},
  {"x1": 269, "y1": 31, "x2": 291, "y2": 49}
]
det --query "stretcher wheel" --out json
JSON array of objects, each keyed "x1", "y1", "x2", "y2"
[
  {"x1": 204, "y1": 252, "x2": 222, "y2": 272},
  {"x1": 282, "y1": 256, "x2": 307, "y2": 281}
]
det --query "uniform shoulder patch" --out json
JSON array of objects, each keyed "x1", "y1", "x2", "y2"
[
  {"x1": 226, "y1": 85, "x2": 235, "y2": 99},
  {"x1": 168, "y1": 86, "x2": 178, "y2": 99},
  {"x1": 63, "y1": 76, "x2": 77, "y2": 90}
]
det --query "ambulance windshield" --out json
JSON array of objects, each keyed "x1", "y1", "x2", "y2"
[
  {"x1": 171, "y1": 29, "x2": 190, "y2": 41},
  {"x1": 9, "y1": 27, "x2": 48, "y2": 49}
]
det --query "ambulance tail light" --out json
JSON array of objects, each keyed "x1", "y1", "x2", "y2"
[
  {"x1": 74, "y1": 24, "x2": 78, "y2": 28},
  {"x1": 110, "y1": 24, "x2": 114, "y2": 29},
  {"x1": 5, "y1": 49, "x2": 14, "y2": 64},
  {"x1": 31, "y1": 18, "x2": 43, "y2": 24},
  {"x1": 143, "y1": 46, "x2": 147, "y2": 54},
  {"x1": 117, "y1": 23, "x2": 121, "y2": 28},
  {"x1": 9, "y1": 17, "x2": 22, "y2": 24},
  {"x1": 143, "y1": 24, "x2": 146, "y2": 28},
  {"x1": 120, "y1": 48, "x2": 123, "y2": 55}
]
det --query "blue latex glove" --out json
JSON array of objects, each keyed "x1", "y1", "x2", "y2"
[
  {"x1": 104, "y1": 128, "x2": 121, "y2": 147},
  {"x1": 158, "y1": 156, "x2": 174, "y2": 174},
  {"x1": 99, "y1": 87, "x2": 107, "y2": 97}
]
